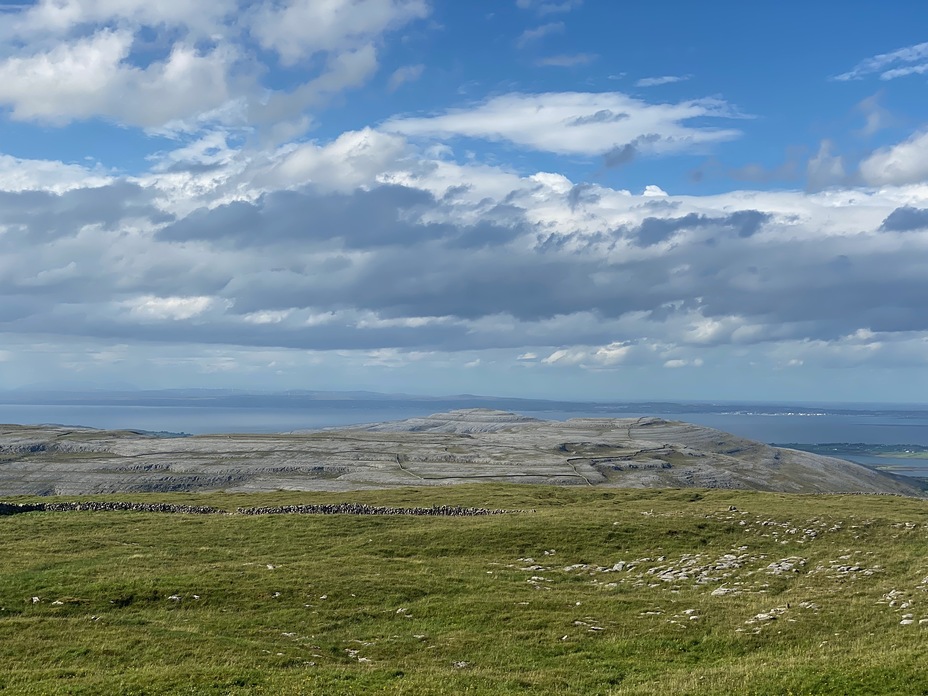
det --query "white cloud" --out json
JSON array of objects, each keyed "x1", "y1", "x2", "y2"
[
  {"x1": 642, "y1": 185, "x2": 668, "y2": 197},
  {"x1": 249, "y1": 0, "x2": 429, "y2": 66},
  {"x1": 383, "y1": 91, "x2": 742, "y2": 158},
  {"x1": 541, "y1": 342, "x2": 631, "y2": 367},
  {"x1": 516, "y1": 22, "x2": 564, "y2": 48},
  {"x1": 535, "y1": 53, "x2": 596, "y2": 67},
  {"x1": 123, "y1": 295, "x2": 225, "y2": 321},
  {"x1": 0, "y1": 30, "x2": 233, "y2": 127},
  {"x1": 265, "y1": 127, "x2": 408, "y2": 191},
  {"x1": 1, "y1": 0, "x2": 236, "y2": 41},
  {"x1": 636, "y1": 75, "x2": 690, "y2": 87},
  {"x1": 806, "y1": 139, "x2": 845, "y2": 190},
  {"x1": 516, "y1": 0, "x2": 583, "y2": 15},
  {"x1": 0, "y1": 154, "x2": 112, "y2": 192},
  {"x1": 388, "y1": 64, "x2": 425, "y2": 92},
  {"x1": 835, "y1": 41, "x2": 928, "y2": 81},
  {"x1": 856, "y1": 93, "x2": 892, "y2": 137},
  {"x1": 0, "y1": 0, "x2": 429, "y2": 133},
  {"x1": 243, "y1": 310, "x2": 292, "y2": 325},
  {"x1": 859, "y1": 130, "x2": 928, "y2": 186}
]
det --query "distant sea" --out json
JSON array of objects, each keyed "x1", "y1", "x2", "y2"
[
  {"x1": 3, "y1": 396, "x2": 928, "y2": 477},
  {"x1": 2, "y1": 397, "x2": 928, "y2": 446}
]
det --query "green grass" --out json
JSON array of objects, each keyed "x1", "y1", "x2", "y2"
[{"x1": 2, "y1": 485, "x2": 928, "y2": 694}]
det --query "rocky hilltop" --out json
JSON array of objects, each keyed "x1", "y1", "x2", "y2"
[{"x1": 0, "y1": 409, "x2": 922, "y2": 496}]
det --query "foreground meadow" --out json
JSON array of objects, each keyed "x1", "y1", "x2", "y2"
[{"x1": 2, "y1": 485, "x2": 928, "y2": 695}]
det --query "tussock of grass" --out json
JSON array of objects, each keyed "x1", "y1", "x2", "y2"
[{"x1": 2, "y1": 485, "x2": 928, "y2": 694}]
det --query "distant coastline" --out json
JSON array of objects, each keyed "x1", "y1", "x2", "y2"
[{"x1": 2, "y1": 390, "x2": 928, "y2": 452}]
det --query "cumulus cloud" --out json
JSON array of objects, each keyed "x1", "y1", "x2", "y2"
[
  {"x1": 1, "y1": 0, "x2": 237, "y2": 39},
  {"x1": 262, "y1": 128, "x2": 409, "y2": 191},
  {"x1": 0, "y1": 30, "x2": 234, "y2": 127},
  {"x1": 249, "y1": 0, "x2": 428, "y2": 66},
  {"x1": 383, "y1": 91, "x2": 742, "y2": 158},
  {"x1": 0, "y1": 154, "x2": 112, "y2": 193},
  {"x1": 2, "y1": 139, "x2": 927, "y2": 378},
  {"x1": 0, "y1": 0, "x2": 429, "y2": 132},
  {"x1": 859, "y1": 130, "x2": 928, "y2": 186}
]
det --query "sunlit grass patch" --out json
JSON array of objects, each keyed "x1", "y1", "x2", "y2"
[{"x1": 2, "y1": 485, "x2": 928, "y2": 694}]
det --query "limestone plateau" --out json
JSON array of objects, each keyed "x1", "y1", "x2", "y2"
[{"x1": 0, "y1": 409, "x2": 922, "y2": 497}]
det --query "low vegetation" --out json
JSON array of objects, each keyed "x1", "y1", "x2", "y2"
[{"x1": 2, "y1": 485, "x2": 928, "y2": 694}]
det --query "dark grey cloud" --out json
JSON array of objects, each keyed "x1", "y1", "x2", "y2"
[
  {"x1": 0, "y1": 182, "x2": 172, "y2": 241},
  {"x1": 567, "y1": 183, "x2": 599, "y2": 210},
  {"x1": 880, "y1": 206, "x2": 928, "y2": 232},
  {"x1": 603, "y1": 142, "x2": 637, "y2": 168},
  {"x1": 633, "y1": 210, "x2": 770, "y2": 246},
  {"x1": 602, "y1": 134, "x2": 661, "y2": 169},
  {"x1": 569, "y1": 109, "x2": 629, "y2": 126},
  {"x1": 158, "y1": 184, "x2": 526, "y2": 250}
]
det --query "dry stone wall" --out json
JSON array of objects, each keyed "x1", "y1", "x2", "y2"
[{"x1": 0, "y1": 501, "x2": 511, "y2": 517}]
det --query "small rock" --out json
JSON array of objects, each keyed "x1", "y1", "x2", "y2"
[{"x1": 711, "y1": 586, "x2": 739, "y2": 597}]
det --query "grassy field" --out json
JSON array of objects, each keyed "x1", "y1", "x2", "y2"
[{"x1": 2, "y1": 485, "x2": 928, "y2": 694}]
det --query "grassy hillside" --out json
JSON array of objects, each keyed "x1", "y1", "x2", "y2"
[{"x1": 2, "y1": 485, "x2": 928, "y2": 694}]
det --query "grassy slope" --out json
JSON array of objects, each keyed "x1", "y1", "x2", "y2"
[{"x1": 2, "y1": 485, "x2": 928, "y2": 695}]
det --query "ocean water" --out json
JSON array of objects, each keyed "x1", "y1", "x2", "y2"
[{"x1": 2, "y1": 401, "x2": 927, "y2": 445}]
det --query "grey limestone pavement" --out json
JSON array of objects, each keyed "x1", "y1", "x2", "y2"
[{"x1": 0, "y1": 409, "x2": 922, "y2": 497}]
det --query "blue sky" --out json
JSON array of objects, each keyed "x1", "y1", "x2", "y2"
[{"x1": 1, "y1": 0, "x2": 928, "y2": 402}]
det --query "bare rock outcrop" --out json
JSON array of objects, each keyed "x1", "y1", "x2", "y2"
[{"x1": 0, "y1": 411, "x2": 922, "y2": 497}]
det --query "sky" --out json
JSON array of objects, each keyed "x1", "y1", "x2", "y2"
[{"x1": 1, "y1": 0, "x2": 928, "y2": 402}]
